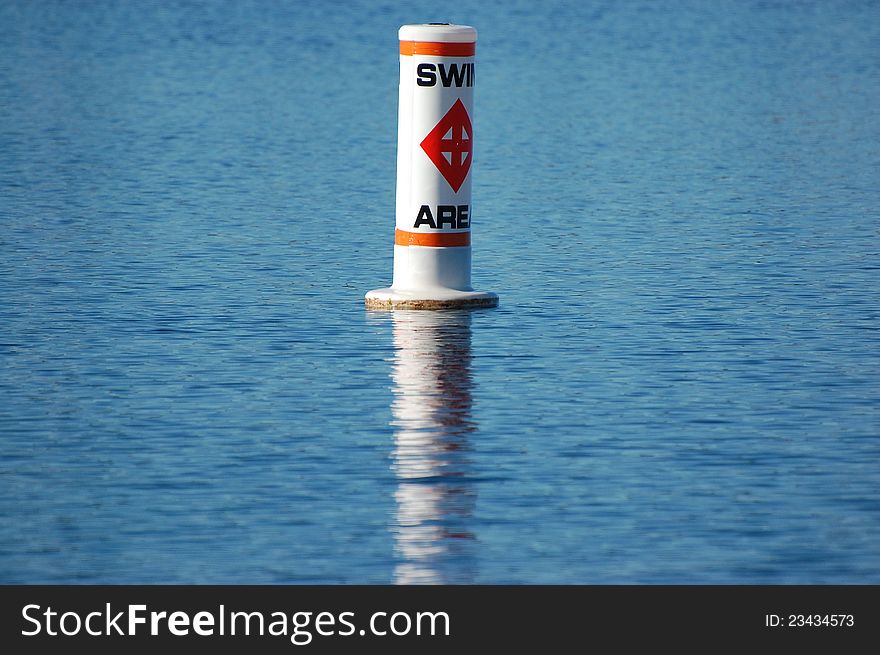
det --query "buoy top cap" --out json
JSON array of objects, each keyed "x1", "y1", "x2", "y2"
[{"x1": 399, "y1": 23, "x2": 476, "y2": 43}]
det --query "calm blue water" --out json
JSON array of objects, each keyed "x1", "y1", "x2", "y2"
[{"x1": 1, "y1": 0, "x2": 878, "y2": 583}]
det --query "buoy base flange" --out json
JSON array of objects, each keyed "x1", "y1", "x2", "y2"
[{"x1": 365, "y1": 288, "x2": 498, "y2": 310}]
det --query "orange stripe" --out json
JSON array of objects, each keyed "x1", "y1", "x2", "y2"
[
  {"x1": 399, "y1": 41, "x2": 475, "y2": 57},
  {"x1": 395, "y1": 229, "x2": 471, "y2": 247}
]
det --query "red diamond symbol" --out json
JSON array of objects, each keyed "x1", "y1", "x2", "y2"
[{"x1": 420, "y1": 99, "x2": 473, "y2": 193}]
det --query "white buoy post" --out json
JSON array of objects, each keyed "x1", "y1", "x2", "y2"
[{"x1": 366, "y1": 23, "x2": 498, "y2": 310}]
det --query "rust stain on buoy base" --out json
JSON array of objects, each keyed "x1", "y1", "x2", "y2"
[{"x1": 365, "y1": 288, "x2": 498, "y2": 310}]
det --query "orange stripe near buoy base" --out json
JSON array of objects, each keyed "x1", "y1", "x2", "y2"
[
  {"x1": 395, "y1": 229, "x2": 470, "y2": 247},
  {"x1": 399, "y1": 41, "x2": 475, "y2": 57}
]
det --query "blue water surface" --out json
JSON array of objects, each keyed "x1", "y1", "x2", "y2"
[{"x1": 1, "y1": 0, "x2": 878, "y2": 583}]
